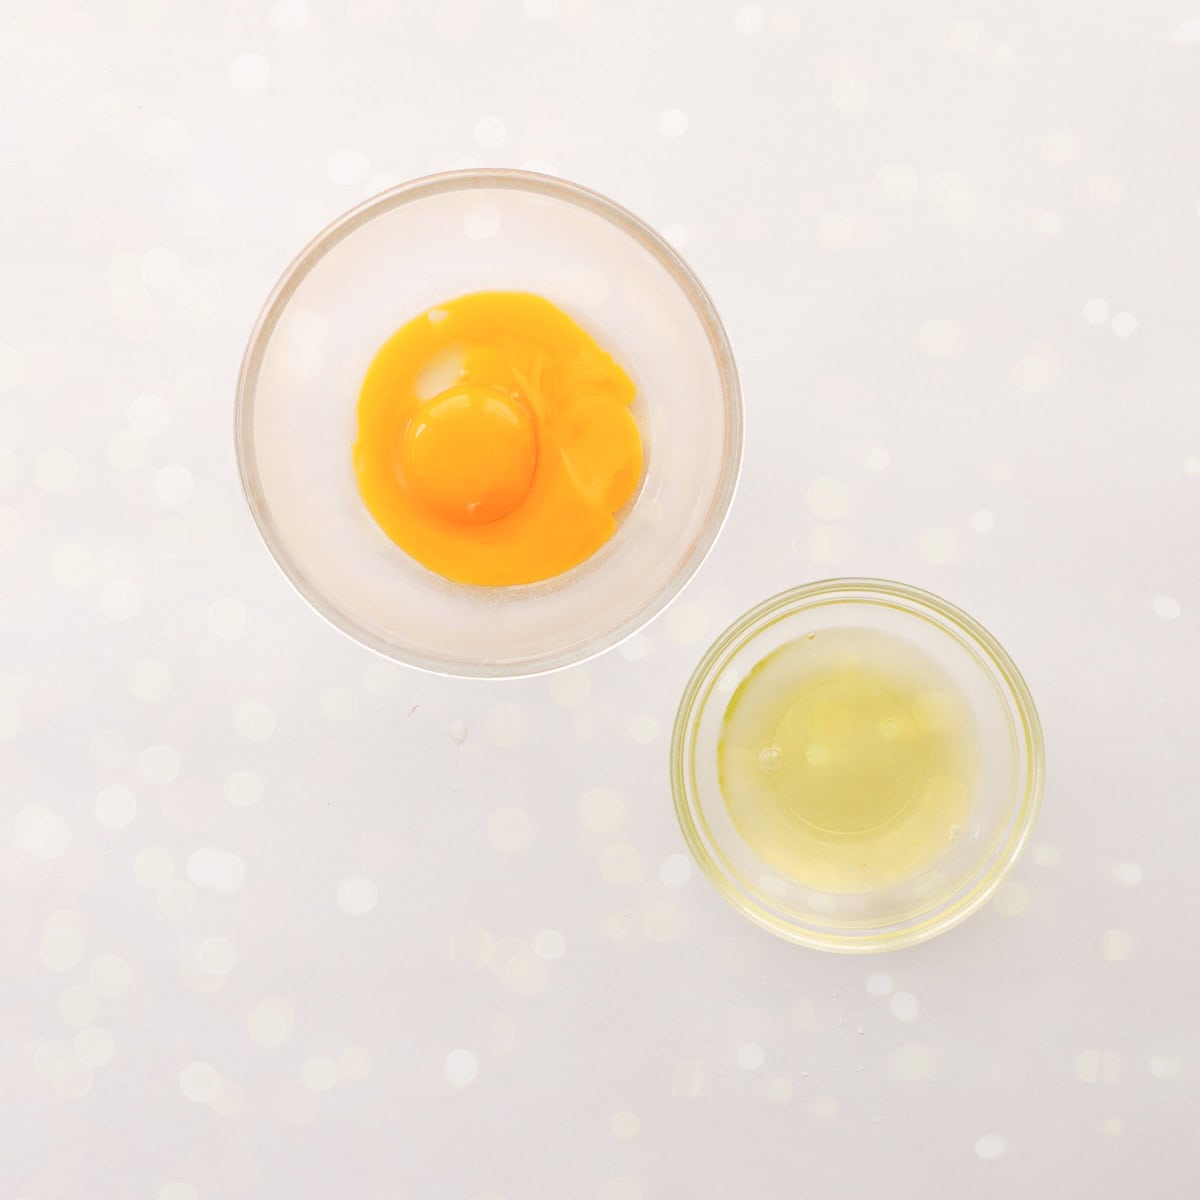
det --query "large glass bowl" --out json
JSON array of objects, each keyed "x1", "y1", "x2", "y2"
[
  {"x1": 236, "y1": 170, "x2": 742, "y2": 677},
  {"x1": 671, "y1": 579, "x2": 1044, "y2": 952}
]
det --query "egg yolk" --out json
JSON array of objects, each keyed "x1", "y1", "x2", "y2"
[
  {"x1": 401, "y1": 384, "x2": 537, "y2": 525},
  {"x1": 353, "y1": 291, "x2": 643, "y2": 587}
]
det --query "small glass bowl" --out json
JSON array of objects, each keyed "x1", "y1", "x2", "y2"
[
  {"x1": 236, "y1": 169, "x2": 742, "y2": 677},
  {"x1": 671, "y1": 579, "x2": 1044, "y2": 952}
]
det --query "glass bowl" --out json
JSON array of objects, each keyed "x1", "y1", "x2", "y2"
[
  {"x1": 671, "y1": 579, "x2": 1044, "y2": 952},
  {"x1": 236, "y1": 169, "x2": 742, "y2": 677}
]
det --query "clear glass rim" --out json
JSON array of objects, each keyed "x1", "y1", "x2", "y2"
[
  {"x1": 234, "y1": 168, "x2": 743, "y2": 678},
  {"x1": 670, "y1": 578, "x2": 1046, "y2": 953}
]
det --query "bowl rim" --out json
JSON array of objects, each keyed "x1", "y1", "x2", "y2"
[
  {"x1": 235, "y1": 168, "x2": 743, "y2": 678},
  {"x1": 670, "y1": 577, "x2": 1045, "y2": 952}
]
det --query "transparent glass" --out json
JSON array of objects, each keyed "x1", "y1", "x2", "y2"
[
  {"x1": 236, "y1": 170, "x2": 742, "y2": 677},
  {"x1": 671, "y1": 579, "x2": 1044, "y2": 952}
]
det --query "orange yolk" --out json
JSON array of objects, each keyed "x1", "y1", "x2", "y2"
[
  {"x1": 353, "y1": 291, "x2": 643, "y2": 587},
  {"x1": 400, "y1": 384, "x2": 537, "y2": 526}
]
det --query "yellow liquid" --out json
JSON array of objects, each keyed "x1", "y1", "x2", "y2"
[{"x1": 718, "y1": 627, "x2": 980, "y2": 892}]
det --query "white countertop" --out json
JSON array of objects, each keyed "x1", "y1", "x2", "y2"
[{"x1": 3, "y1": 1, "x2": 1198, "y2": 1196}]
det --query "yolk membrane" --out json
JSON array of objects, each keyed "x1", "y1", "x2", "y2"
[{"x1": 400, "y1": 384, "x2": 537, "y2": 525}]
